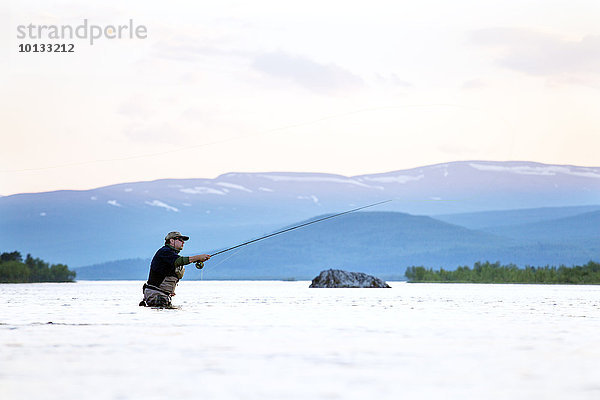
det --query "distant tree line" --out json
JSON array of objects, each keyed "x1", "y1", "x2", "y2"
[
  {"x1": 405, "y1": 261, "x2": 600, "y2": 284},
  {"x1": 0, "y1": 251, "x2": 76, "y2": 283}
]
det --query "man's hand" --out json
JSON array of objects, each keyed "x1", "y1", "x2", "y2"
[{"x1": 190, "y1": 254, "x2": 211, "y2": 263}]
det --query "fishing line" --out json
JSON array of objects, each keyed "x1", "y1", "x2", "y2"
[
  {"x1": 193, "y1": 200, "x2": 393, "y2": 276},
  {"x1": 1, "y1": 103, "x2": 514, "y2": 173},
  {"x1": 200, "y1": 246, "x2": 247, "y2": 276},
  {"x1": 207, "y1": 199, "x2": 392, "y2": 258}
]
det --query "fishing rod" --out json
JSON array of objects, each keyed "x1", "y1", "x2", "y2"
[{"x1": 195, "y1": 199, "x2": 392, "y2": 269}]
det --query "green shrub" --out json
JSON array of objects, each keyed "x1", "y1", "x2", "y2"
[
  {"x1": 0, "y1": 251, "x2": 76, "y2": 283},
  {"x1": 405, "y1": 261, "x2": 600, "y2": 284}
]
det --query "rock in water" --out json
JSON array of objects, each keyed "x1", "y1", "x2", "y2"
[{"x1": 309, "y1": 269, "x2": 391, "y2": 288}]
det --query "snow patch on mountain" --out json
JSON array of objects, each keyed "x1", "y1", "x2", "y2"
[
  {"x1": 259, "y1": 174, "x2": 374, "y2": 188},
  {"x1": 259, "y1": 187, "x2": 274, "y2": 192},
  {"x1": 362, "y1": 174, "x2": 424, "y2": 184},
  {"x1": 180, "y1": 187, "x2": 226, "y2": 195},
  {"x1": 217, "y1": 182, "x2": 253, "y2": 192},
  {"x1": 145, "y1": 200, "x2": 179, "y2": 212},
  {"x1": 298, "y1": 195, "x2": 319, "y2": 204},
  {"x1": 438, "y1": 164, "x2": 449, "y2": 177},
  {"x1": 469, "y1": 163, "x2": 600, "y2": 178},
  {"x1": 107, "y1": 200, "x2": 122, "y2": 207}
]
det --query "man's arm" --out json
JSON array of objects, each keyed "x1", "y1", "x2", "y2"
[
  {"x1": 174, "y1": 254, "x2": 211, "y2": 267},
  {"x1": 172, "y1": 254, "x2": 210, "y2": 279}
]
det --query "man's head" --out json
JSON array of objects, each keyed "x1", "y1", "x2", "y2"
[{"x1": 165, "y1": 231, "x2": 189, "y2": 250}]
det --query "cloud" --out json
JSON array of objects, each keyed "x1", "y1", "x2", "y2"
[
  {"x1": 384, "y1": 73, "x2": 413, "y2": 89},
  {"x1": 461, "y1": 79, "x2": 486, "y2": 90},
  {"x1": 150, "y1": 39, "x2": 364, "y2": 95},
  {"x1": 375, "y1": 73, "x2": 413, "y2": 90},
  {"x1": 152, "y1": 41, "x2": 241, "y2": 62},
  {"x1": 252, "y1": 51, "x2": 364, "y2": 94},
  {"x1": 124, "y1": 122, "x2": 181, "y2": 143},
  {"x1": 117, "y1": 98, "x2": 154, "y2": 118},
  {"x1": 470, "y1": 28, "x2": 600, "y2": 79}
]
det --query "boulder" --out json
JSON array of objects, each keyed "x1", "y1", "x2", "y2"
[{"x1": 309, "y1": 269, "x2": 391, "y2": 288}]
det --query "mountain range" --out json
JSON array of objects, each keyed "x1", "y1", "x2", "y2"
[
  {"x1": 74, "y1": 208, "x2": 600, "y2": 280},
  {"x1": 1, "y1": 160, "x2": 598, "y2": 278}
]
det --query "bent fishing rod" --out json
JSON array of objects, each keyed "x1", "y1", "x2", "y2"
[{"x1": 195, "y1": 199, "x2": 392, "y2": 269}]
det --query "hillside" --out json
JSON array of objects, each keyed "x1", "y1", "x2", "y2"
[
  {"x1": 435, "y1": 205, "x2": 600, "y2": 230},
  {"x1": 75, "y1": 208, "x2": 599, "y2": 280},
  {"x1": 76, "y1": 212, "x2": 506, "y2": 280},
  {"x1": 485, "y1": 210, "x2": 600, "y2": 242}
]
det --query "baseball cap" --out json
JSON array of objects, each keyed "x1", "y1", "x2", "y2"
[{"x1": 165, "y1": 231, "x2": 189, "y2": 241}]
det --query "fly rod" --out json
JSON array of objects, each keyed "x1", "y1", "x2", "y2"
[{"x1": 209, "y1": 199, "x2": 392, "y2": 257}]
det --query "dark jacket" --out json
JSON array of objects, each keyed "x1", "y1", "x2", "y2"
[{"x1": 147, "y1": 245, "x2": 180, "y2": 287}]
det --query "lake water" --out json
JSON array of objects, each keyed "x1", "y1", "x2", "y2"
[{"x1": 1, "y1": 281, "x2": 599, "y2": 400}]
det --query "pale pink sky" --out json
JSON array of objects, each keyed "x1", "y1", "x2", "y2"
[{"x1": 2, "y1": 0, "x2": 600, "y2": 195}]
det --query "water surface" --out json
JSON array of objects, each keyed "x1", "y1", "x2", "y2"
[{"x1": 2, "y1": 281, "x2": 599, "y2": 399}]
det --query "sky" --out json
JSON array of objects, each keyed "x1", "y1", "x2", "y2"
[{"x1": 1, "y1": 0, "x2": 600, "y2": 196}]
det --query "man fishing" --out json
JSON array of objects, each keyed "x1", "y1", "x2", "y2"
[
  {"x1": 139, "y1": 231, "x2": 211, "y2": 308},
  {"x1": 139, "y1": 201, "x2": 390, "y2": 308}
]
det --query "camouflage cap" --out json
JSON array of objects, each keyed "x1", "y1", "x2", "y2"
[{"x1": 165, "y1": 231, "x2": 189, "y2": 241}]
